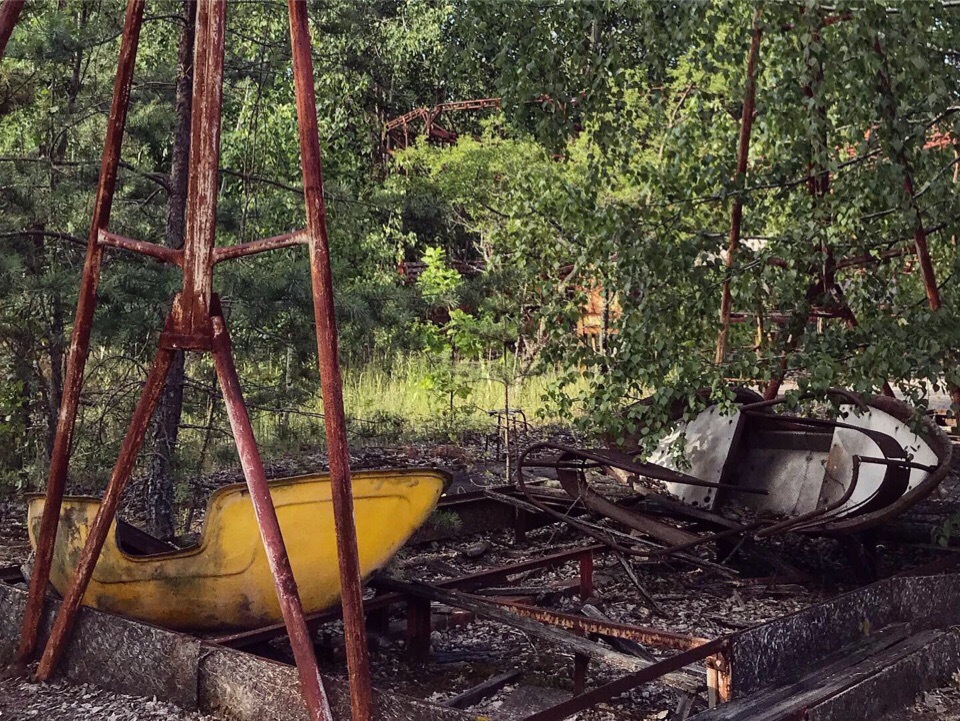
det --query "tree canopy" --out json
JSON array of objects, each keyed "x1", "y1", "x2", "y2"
[{"x1": 1, "y1": 0, "x2": 958, "y2": 497}]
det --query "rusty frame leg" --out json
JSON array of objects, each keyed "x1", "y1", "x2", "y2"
[
  {"x1": 579, "y1": 551, "x2": 594, "y2": 601},
  {"x1": 716, "y1": 8, "x2": 763, "y2": 365},
  {"x1": 35, "y1": 345, "x2": 174, "y2": 680},
  {"x1": 573, "y1": 652, "x2": 589, "y2": 696},
  {"x1": 286, "y1": 2, "x2": 374, "y2": 719},
  {"x1": 18, "y1": 0, "x2": 147, "y2": 666},
  {"x1": 0, "y1": 0, "x2": 24, "y2": 59},
  {"x1": 706, "y1": 645, "x2": 733, "y2": 708},
  {"x1": 211, "y1": 313, "x2": 333, "y2": 721},
  {"x1": 406, "y1": 596, "x2": 432, "y2": 662}
]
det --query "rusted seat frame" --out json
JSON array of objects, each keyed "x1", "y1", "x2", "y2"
[{"x1": 516, "y1": 393, "x2": 944, "y2": 558}]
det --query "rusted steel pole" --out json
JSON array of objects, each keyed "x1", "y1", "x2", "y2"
[
  {"x1": 180, "y1": 0, "x2": 226, "y2": 334},
  {"x1": 716, "y1": 8, "x2": 763, "y2": 365},
  {"x1": 213, "y1": 228, "x2": 308, "y2": 263},
  {"x1": 35, "y1": 347, "x2": 174, "y2": 681},
  {"x1": 286, "y1": 2, "x2": 374, "y2": 719},
  {"x1": 0, "y1": 0, "x2": 24, "y2": 59},
  {"x1": 17, "y1": 0, "x2": 146, "y2": 665},
  {"x1": 210, "y1": 313, "x2": 333, "y2": 721},
  {"x1": 99, "y1": 229, "x2": 183, "y2": 266},
  {"x1": 873, "y1": 37, "x2": 941, "y2": 312}
]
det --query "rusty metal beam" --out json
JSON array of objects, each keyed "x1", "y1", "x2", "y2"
[
  {"x1": 485, "y1": 599, "x2": 708, "y2": 651},
  {"x1": 212, "y1": 228, "x2": 308, "y2": 263},
  {"x1": 286, "y1": 3, "x2": 373, "y2": 719},
  {"x1": 521, "y1": 638, "x2": 729, "y2": 721},
  {"x1": 0, "y1": 0, "x2": 24, "y2": 59},
  {"x1": 179, "y1": 0, "x2": 225, "y2": 337},
  {"x1": 35, "y1": 345, "x2": 174, "y2": 680},
  {"x1": 873, "y1": 37, "x2": 942, "y2": 312},
  {"x1": 716, "y1": 9, "x2": 763, "y2": 365},
  {"x1": 209, "y1": 543, "x2": 605, "y2": 650},
  {"x1": 17, "y1": 0, "x2": 146, "y2": 666},
  {"x1": 210, "y1": 311, "x2": 333, "y2": 721},
  {"x1": 99, "y1": 229, "x2": 183, "y2": 265}
]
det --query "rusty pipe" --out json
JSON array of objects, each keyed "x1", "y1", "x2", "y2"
[
  {"x1": 213, "y1": 228, "x2": 308, "y2": 263},
  {"x1": 716, "y1": 8, "x2": 763, "y2": 365},
  {"x1": 211, "y1": 312, "x2": 333, "y2": 721},
  {"x1": 0, "y1": 0, "x2": 24, "y2": 59},
  {"x1": 287, "y1": 2, "x2": 373, "y2": 719},
  {"x1": 35, "y1": 345, "x2": 173, "y2": 681},
  {"x1": 99, "y1": 229, "x2": 183, "y2": 265},
  {"x1": 18, "y1": 0, "x2": 146, "y2": 665}
]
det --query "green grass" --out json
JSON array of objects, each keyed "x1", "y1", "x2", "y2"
[
  {"x1": 341, "y1": 354, "x2": 576, "y2": 425},
  {"x1": 243, "y1": 353, "x2": 586, "y2": 451}
]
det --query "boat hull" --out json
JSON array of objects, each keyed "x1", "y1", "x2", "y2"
[{"x1": 27, "y1": 469, "x2": 447, "y2": 631}]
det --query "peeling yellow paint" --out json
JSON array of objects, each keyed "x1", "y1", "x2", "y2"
[{"x1": 27, "y1": 469, "x2": 447, "y2": 631}]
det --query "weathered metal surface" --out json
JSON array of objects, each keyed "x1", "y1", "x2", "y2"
[
  {"x1": 692, "y1": 627, "x2": 960, "y2": 721},
  {"x1": 35, "y1": 346, "x2": 174, "y2": 681},
  {"x1": 178, "y1": 0, "x2": 225, "y2": 336},
  {"x1": 0, "y1": 0, "x2": 24, "y2": 58},
  {"x1": 486, "y1": 598, "x2": 708, "y2": 651},
  {"x1": 647, "y1": 405, "x2": 743, "y2": 510},
  {"x1": 211, "y1": 311, "x2": 333, "y2": 721},
  {"x1": 805, "y1": 629, "x2": 960, "y2": 721},
  {"x1": 98, "y1": 229, "x2": 183, "y2": 265},
  {"x1": 26, "y1": 469, "x2": 446, "y2": 630},
  {"x1": 716, "y1": 9, "x2": 762, "y2": 364},
  {"x1": 18, "y1": 0, "x2": 147, "y2": 665},
  {"x1": 213, "y1": 228, "x2": 308, "y2": 263},
  {"x1": 22, "y1": 2, "x2": 363, "y2": 717},
  {"x1": 519, "y1": 391, "x2": 951, "y2": 558},
  {"x1": 727, "y1": 573, "x2": 960, "y2": 699},
  {"x1": 287, "y1": 2, "x2": 373, "y2": 717},
  {"x1": 821, "y1": 395, "x2": 954, "y2": 533},
  {"x1": 383, "y1": 98, "x2": 501, "y2": 152},
  {"x1": 376, "y1": 577, "x2": 702, "y2": 691},
  {"x1": 520, "y1": 637, "x2": 728, "y2": 721}
]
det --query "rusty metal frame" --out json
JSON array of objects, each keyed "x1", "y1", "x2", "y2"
[
  {"x1": 210, "y1": 543, "x2": 605, "y2": 649},
  {"x1": 0, "y1": 0, "x2": 24, "y2": 59},
  {"x1": 209, "y1": 539, "x2": 729, "y2": 721},
  {"x1": 514, "y1": 399, "x2": 938, "y2": 560},
  {"x1": 18, "y1": 0, "x2": 148, "y2": 666},
  {"x1": 716, "y1": 8, "x2": 763, "y2": 365},
  {"x1": 16, "y1": 2, "x2": 373, "y2": 720}
]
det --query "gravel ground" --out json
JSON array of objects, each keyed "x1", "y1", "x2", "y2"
[
  {"x1": 0, "y1": 674, "x2": 216, "y2": 720},
  {"x1": 880, "y1": 673, "x2": 960, "y2": 721}
]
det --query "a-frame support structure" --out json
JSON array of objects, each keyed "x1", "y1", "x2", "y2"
[{"x1": 8, "y1": 2, "x2": 373, "y2": 720}]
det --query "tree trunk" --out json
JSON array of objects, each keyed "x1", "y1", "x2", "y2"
[{"x1": 145, "y1": 0, "x2": 195, "y2": 539}]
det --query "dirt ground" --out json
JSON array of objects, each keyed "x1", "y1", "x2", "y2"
[{"x1": 1, "y1": 429, "x2": 960, "y2": 720}]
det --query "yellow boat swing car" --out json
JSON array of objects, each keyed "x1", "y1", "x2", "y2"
[{"x1": 27, "y1": 468, "x2": 448, "y2": 632}]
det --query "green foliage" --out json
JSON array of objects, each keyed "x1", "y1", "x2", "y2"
[
  {"x1": 2, "y1": 0, "x2": 960, "y2": 490},
  {"x1": 394, "y1": 1, "x2": 960, "y2": 443}
]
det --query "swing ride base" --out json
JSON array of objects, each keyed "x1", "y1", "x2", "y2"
[{"x1": 0, "y1": 582, "x2": 468, "y2": 721}]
